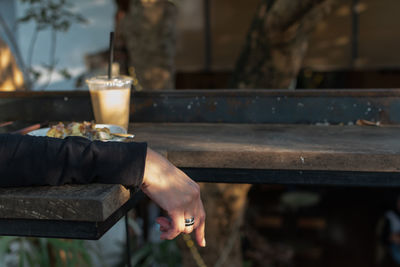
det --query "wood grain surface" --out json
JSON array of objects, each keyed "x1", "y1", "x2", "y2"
[
  {"x1": 3, "y1": 122, "x2": 399, "y2": 221},
  {"x1": 0, "y1": 184, "x2": 130, "y2": 221},
  {"x1": 131, "y1": 123, "x2": 400, "y2": 172}
]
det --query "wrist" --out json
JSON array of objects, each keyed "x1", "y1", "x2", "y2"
[{"x1": 142, "y1": 147, "x2": 164, "y2": 188}]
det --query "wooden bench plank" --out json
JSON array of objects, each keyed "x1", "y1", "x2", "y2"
[{"x1": 0, "y1": 184, "x2": 130, "y2": 221}]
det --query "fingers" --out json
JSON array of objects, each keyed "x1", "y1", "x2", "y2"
[
  {"x1": 157, "y1": 201, "x2": 206, "y2": 247},
  {"x1": 183, "y1": 214, "x2": 194, "y2": 234},
  {"x1": 156, "y1": 211, "x2": 205, "y2": 247},
  {"x1": 156, "y1": 217, "x2": 171, "y2": 232},
  {"x1": 195, "y1": 219, "x2": 206, "y2": 247},
  {"x1": 160, "y1": 212, "x2": 185, "y2": 240},
  {"x1": 157, "y1": 215, "x2": 205, "y2": 247},
  {"x1": 156, "y1": 216, "x2": 170, "y2": 227},
  {"x1": 195, "y1": 202, "x2": 206, "y2": 247}
]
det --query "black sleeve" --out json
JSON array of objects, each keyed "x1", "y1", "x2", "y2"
[{"x1": 0, "y1": 134, "x2": 147, "y2": 188}]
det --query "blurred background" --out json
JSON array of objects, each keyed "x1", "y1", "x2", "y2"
[
  {"x1": 2, "y1": 0, "x2": 400, "y2": 91},
  {"x1": 1, "y1": 0, "x2": 400, "y2": 267}
]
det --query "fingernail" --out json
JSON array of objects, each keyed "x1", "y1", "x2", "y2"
[{"x1": 202, "y1": 238, "x2": 206, "y2": 247}]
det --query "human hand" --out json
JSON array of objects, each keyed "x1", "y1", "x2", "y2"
[{"x1": 141, "y1": 148, "x2": 206, "y2": 247}]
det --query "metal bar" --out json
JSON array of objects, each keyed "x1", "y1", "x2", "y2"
[
  {"x1": 125, "y1": 214, "x2": 132, "y2": 267},
  {"x1": 0, "y1": 121, "x2": 13, "y2": 128},
  {"x1": 182, "y1": 168, "x2": 400, "y2": 187},
  {"x1": 10, "y1": 122, "x2": 45, "y2": 135},
  {"x1": 3, "y1": 89, "x2": 400, "y2": 98},
  {"x1": 203, "y1": 0, "x2": 212, "y2": 71},
  {"x1": 0, "y1": 219, "x2": 99, "y2": 239},
  {"x1": 351, "y1": 0, "x2": 359, "y2": 67},
  {"x1": 3, "y1": 90, "x2": 400, "y2": 124}
]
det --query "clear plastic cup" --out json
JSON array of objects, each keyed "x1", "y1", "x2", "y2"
[{"x1": 86, "y1": 76, "x2": 133, "y2": 131}]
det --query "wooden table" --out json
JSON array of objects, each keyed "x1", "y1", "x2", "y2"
[
  {"x1": 2, "y1": 122, "x2": 400, "y2": 239},
  {"x1": 132, "y1": 123, "x2": 400, "y2": 187}
]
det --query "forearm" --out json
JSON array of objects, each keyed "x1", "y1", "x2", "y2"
[{"x1": 0, "y1": 134, "x2": 147, "y2": 187}]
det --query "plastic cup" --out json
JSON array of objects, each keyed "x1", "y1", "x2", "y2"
[{"x1": 86, "y1": 76, "x2": 133, "y2": 131}]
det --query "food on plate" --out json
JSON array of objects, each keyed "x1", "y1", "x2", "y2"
[
  {"x1": 46, "y1": 122, "x2": 65, "y2": 139},
  {"x1": 46, "y1": 121, "x2": 112, "y2": 140}
]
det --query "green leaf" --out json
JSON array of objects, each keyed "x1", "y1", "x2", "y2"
[
  {"x1": 38, "y1": 238, "x2": 51, "y2": 266},
  {"x1": 40, "y1": 8, "x2": 46, "y2": 18},
  {"x1": 0, "y1": 237, "x2": 18, "y2": 260},
  {"x1": 59, "y1": 68, "x2": 72, "y2": 79},
  {"x1": 18, "y1": 14, "x2": 33, "y2": 23},
  {"x1": 29, "y1": 67, "x2": 42, "y2": 82},
  {"x1": 18, "y1": 238, "x2": 26, "y2": 267},
  {"x1": 131, "y1": 243, "x2": 153, "y2": 266},
  {"x1": 75, "y1": 14, "x2": 88, "y2": 24},
  {"x1": 54, "y1": 20, "x2": 70, "y2": 31}
]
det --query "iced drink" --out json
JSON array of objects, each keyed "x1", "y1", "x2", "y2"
[{"x1": 86, "y1": 76, "x2": 133, "y2": 130}]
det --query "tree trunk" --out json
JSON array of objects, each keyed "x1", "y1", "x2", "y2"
[
  {"x1": 176, "y1": 1, "x2": 336, "y2": 266},
  {"x1": 178, "y1": 183, "x2": 251, "y2": 267},
  {"x1": 117, "y1": 0, "x2": 177, "y2": 90},
  {"x1": 230, "y1": 0, "x2": 335, "y2": 89}
]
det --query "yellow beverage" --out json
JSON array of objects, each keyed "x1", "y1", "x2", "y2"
[
  {"x1": 90, "y1": 88, "x2": 130, "y2": 130},
  {"x1": 86, "y1": 76, "x2": 133, "y2": 131}
]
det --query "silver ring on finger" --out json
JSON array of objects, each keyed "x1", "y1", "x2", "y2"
[{"x1": 185, "y1": 217, "x2": 195, "y2": 227}]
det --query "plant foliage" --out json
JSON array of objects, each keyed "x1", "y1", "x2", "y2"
[
  {"x1": 0, "y1": 0, "x2": 87, "y2": 90},
  {"x1": 18, "y1": 0, "x2": 87, "y2": 32},
  {"x1": 0, "y1": 236, "x2": 92, "y2": 267}
]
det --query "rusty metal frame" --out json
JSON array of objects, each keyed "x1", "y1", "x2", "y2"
[{"x1": 2, "y1": 89, "x2": 400, "y2": 124}]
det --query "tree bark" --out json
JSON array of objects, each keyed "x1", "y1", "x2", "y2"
[
  {"x1": 117, "y1": 0, "x2": 177, "y2": 90},
  {"x1": 230, "y1": 0, "x2": 335, "y2": 89}
]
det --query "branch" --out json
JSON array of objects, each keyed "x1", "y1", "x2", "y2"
[
  {"x1": 229, "y1": 0, "x2": 274, "y2": 88},
  {"x1": 267, "y1": 0, "x2": 330, "y2": 32},
  {"x1": 27, "y1": 27, "x2": 39, "y2": 69},
  {"x1": 39, "y1": 29, "x2": 57, "y2": 90},
  {"x1": 267, "y1": 0, "x2": 336, "y2": 45},
  {"x1": 214, "y1": 210, "x2": 244, "y2": 267},
  {"x1": 295, "y1": 0, "x2": 336, "y2": 36}
]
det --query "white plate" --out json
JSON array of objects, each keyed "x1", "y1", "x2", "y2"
[{"x1": 27, "y1": 124, "x2": 130, "y2": 141}]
